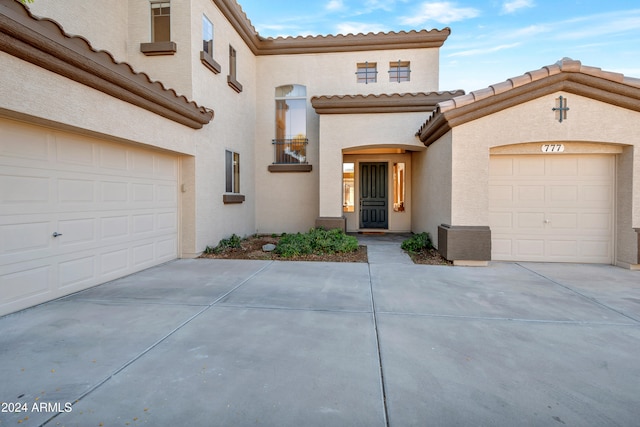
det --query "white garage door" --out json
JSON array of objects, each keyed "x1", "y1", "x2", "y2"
[
  {"x1": 0, "y1": 119, "x2": 179, "y2": 316},
  {"x1": 489, "y1": 154, "x2": 614, "y2": 263}
]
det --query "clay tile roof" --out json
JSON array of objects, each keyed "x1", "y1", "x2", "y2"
[
  {"x1": 0, "y1": 0, "x2": 213, "y2": 129},
  {"x1": 416, "y1": 57, "x2": 640, "y2": 145},
  {"x1": 311, "y1": 91, "x2": 465, "y2": 114},
  {"x1": 213, "y1": 0, "x2": 450, "y2": 55}
]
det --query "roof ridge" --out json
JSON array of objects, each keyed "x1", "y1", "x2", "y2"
[
  {"x1": 437, "y1": 57, "x2": 639, "y2": 113},
  {"x1": 263, "y1": 28, "x2": 449, "y2": 41},
  {"x1": 312, "y1": 91, "x2": 465, "y2": 101}
]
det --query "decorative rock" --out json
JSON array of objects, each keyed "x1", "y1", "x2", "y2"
[{"x1": 262, "y1": 243, "x2": 276, "y2": 252}]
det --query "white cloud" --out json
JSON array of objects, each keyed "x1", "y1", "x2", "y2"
[
  {"x1": 400, "y1": 2, "x2": 480, "y2": 26},
  {"x1": 501, "y1": 0, "x2": 535, "y2": 15},
  {"x1": 447, "y1": 42, "x2": 522, "y2": 57},
  {"x1": 335, "y1": 21, "x2": 388, "y2": 35},
  {"x1": 326, "y1": 0, "x2": 344, "y2": 12}
]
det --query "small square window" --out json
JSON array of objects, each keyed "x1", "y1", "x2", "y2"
[
  {"x1": 389, "y1": 61, "x2": 410, "y2": 83},
  {"x1": 356, "y1": 62, "x2": 377, "y2": 84}
]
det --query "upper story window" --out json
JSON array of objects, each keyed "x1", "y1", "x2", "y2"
[
  {"x1": 274, "y1": 85, "x2": 307, "y2": 164},
  {"x1": 151, "y1": 2, "x2": 171, "y2": 42},
  {"x1": 140, "y1": 1, "x2": 176, "y2": 55},
  {"x1": 202, "y1": 15, "x2": 213, "y2": 56},
  {"x1": 356, "y1": 62, "x2": 377, "y2": 84},
  {"x1": 200, "y1": 15, "x2": 221, "y2": 73},
  {"x1": 389, "y1": 61, "x2": 411, "y2": 83},
  {"x1": 227, "y1": 45, "x2": 243, "y2": 92}
]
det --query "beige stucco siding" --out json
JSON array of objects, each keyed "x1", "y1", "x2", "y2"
[
  {"x1": 314, "y1": 112, "x2": 427, "y2": 225},
  {"x1": 451, "y1": 93, "x2": 640, "y2": 227},
  {"x1": 28, "y1": 0, "x2": 129, "y2": 61},
  {"x1": 0, "y1": 52, "x2": 197, "y2": 155},
  {"x1": 412, "y1": 131, "x2": 453, "y2": 246}
]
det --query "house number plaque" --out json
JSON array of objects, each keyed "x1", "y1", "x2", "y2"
[{"x1": 541, "y1": 144, "x2": 565, "y2": 153}]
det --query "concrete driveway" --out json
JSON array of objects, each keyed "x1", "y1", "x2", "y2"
[{"x1": 0, "y1": 255, "x2": 639, "y2": 426}]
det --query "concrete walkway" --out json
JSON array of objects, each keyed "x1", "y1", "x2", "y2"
[
  {"x1": 1, "y1": 253, "x2": 639, "y2": 426},
  {"x1": 352, "y1": 232, "x2": 414, "y2": 264}
]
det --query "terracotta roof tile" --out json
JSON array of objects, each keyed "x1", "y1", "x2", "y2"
[
  {"x1": 2, "y1": 0, "x2": 213, "y2": 128},
  {"x1": 417, "y1": 58, "x2": 640, "y2": 145},
  {"x1": 470, "y1": 87, "x2": 495, "y2": 102}
]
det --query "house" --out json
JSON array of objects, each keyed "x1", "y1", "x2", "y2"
[{"x1": 1, "y1": 0, "x2": 638, "y2": 316}]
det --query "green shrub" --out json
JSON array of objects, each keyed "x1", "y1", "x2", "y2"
[
  {"x1": 401, "y1": 232, "x2": 434, "y2": 253},
  {"x1": 275, "y1": 228, "x2": 358, "y2": 258},
  {"x1": 212, "y1": 233, "x2": 243, "y2": 253}
]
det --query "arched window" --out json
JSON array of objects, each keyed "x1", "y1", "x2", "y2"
[{"x1": 273, "y1": 85, "x2": 307, "y2": 164}]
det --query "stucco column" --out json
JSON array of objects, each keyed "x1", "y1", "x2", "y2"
[{"x1": 316, "y1": 128, "x2": 345, "y2": 230}]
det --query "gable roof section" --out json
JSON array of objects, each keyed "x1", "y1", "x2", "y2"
[
  {"x1": 311, "y1": 91, "x2": 465, "y2": 114},
  {"x1": 417, "y1": 58, "x2": 640, "y2": 146},
  {"x1": 213, "y1": 0, "x2": 450, "y2": 55},
  {"x1": 0, "y1": 0, "x2": 214, "y2": 129}
]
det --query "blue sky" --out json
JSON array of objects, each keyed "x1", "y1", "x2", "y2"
[{"x1": 238, "y1": 0, "x2": 640, "y2": 92}]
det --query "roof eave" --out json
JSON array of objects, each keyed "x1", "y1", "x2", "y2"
[
  {"x1": 1, "y1": 0, "x2": 213, "y2": 129},
  {"x1": 417, "y1": 71, "x2": 640, "y2": 146}
]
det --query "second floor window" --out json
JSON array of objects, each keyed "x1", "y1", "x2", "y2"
[
  {"x1": 356, "y1": 62, "x2": 377, "y2": 84},
  {"x1": 151, "y1": 2, "x2": 171, "y2": 42},
  {"x1": 274, "y1": 85, "x2": 307, "y2": 164},
  {"x1": 202, "y1": 15, "x2": 213, "y2": 56},
  {"x1": 389, "y1": 61, "x2": 411, "y2": 83}
]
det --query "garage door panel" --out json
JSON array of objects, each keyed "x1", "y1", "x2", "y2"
[
  {"x1": 101, "y1": 181, "x2": 129, "y2": 202},
  {"x1": 99, "y1": 144, "x2": 128, "y2": 170},
  {"x1": 59, "y1": 255, "x2": 96, "y2": 288},
  {"x1": 1, "y1": 222, "x2": 50, "y2": 254},
  {"x1": 490, "y1": 154, "x2": 613, "y2": 263},
  {"x1": 548, "y1": 213, "x2": 578, "y2": 229},
  {"x1": 517, "y1": 239, "x2": 545, "y2": 256},
  {"x1": 56, "y1": 135, "x2": 95, "y2": 166},
  {"x1": 518, "y1": 186, "x2": 545, "y2": 203},
  {"x1": 1, "y1": 174, "x2": 50, "y2": 204},
  {"x1": 580, "y1": 240, "x2": 611, "y2": 258},
  {"x1": 0, "y1": 119, "x2": 179, "y2": 316},
  {"x1": 0, "y1": 266, "x2": 51, "y2": 303},
  {"x1": 58, "y1": 217, "x2": 96, "y2": 245},
  {"x1": 550, "y1": 186, "x2": 578, "y2": 203},
  {"x1": 549, "y1": 157, "x2": 578, "y2": 176},
  {"x1": 517, "y1": 212, "x2": 545, "y2": 229},
  {"x1": 517, "y1": 157, "x2": 545, "y2": 176},
  {"x1": 489, "y1": 212, "x2": 513, "y2": 229}
]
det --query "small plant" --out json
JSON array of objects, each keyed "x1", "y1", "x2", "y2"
[
  {"x1": 275, "y1": 228, "x2": 358, "y2": 258},
  {"x1": 401, "y1": 232, "x2": 434, "y2": 253},
  {"x1": 204, "y1": 245, "x2": 216, "y2": 254},
  {"x1": 212, "y1": 233, "x2": 243, "y2": 253}
]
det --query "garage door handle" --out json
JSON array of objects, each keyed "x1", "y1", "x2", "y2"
[
  {"x1": 543, "y1": 220, "x2": 551, "y2": 224},
  {"x1": 52, "y1": 232, "x2": 63, "y2": 238}
]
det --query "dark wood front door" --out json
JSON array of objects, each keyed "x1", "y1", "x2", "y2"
[{"x1": 360, "y1": 162, "x2": 388, "y2": 229}]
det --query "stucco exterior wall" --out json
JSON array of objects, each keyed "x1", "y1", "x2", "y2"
[
  {"x1": 412, "y1": 131, "x2": 453, "y2": 246},
  {"x1": 28, "y1": 0, "x2": 129, "y2": 61},
  {"x1": 313, "y1": 112, "x2": 427, "y2": 226},
  {"x1": 451, "y1": 92, "x2": 640, "y2": 227},
  {"x1": 254, "y1": 48, "x2": 440, "y2": 233},
  {"x1": 186, "y1": 0, "x2": 258, "y2": 249},
  {"x1": 0, "y1": 52, "x2": 196, "y2": 155}
]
